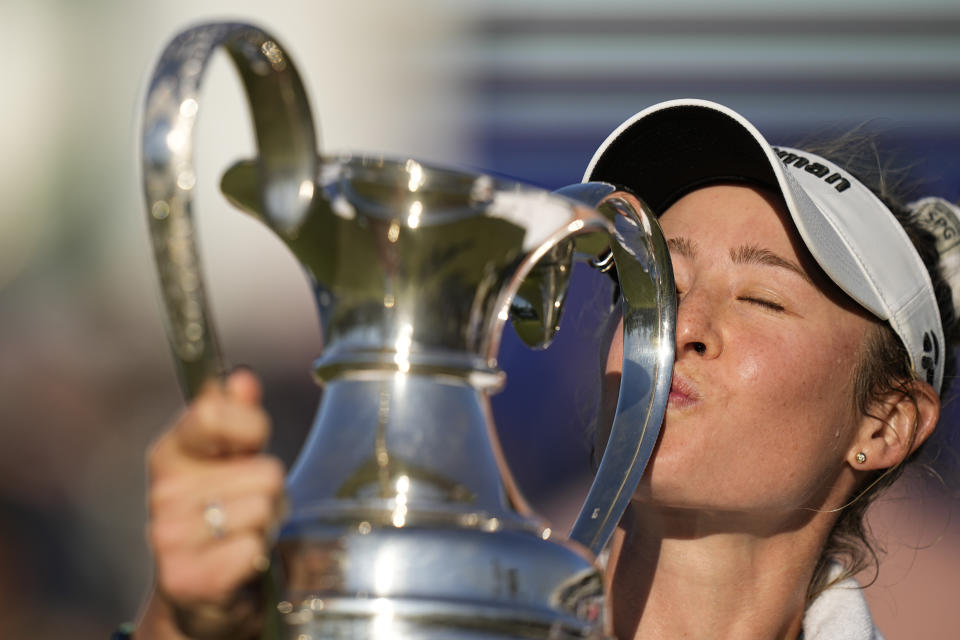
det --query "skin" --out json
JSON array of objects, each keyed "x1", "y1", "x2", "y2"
[
  {"x1": 625, "y1": 184, "x2": 871, "y2": 516},
  {"x1": 135, "y1": 371, "x2": 286, "y2": 640},
  {"x1": 603, "y1": 184, "x2": 939, "y2": 639},
  {"x1": 135, "y1": 183, "x2": 939, "y2": 639}
]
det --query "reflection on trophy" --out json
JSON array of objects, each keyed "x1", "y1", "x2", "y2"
[{"x1": 141, "y1": 22, "x2": 674, "y2": 639}]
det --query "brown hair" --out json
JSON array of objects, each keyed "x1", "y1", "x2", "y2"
[{"x1": 803, "y1": 135, "x2": 958, "y2": 600}]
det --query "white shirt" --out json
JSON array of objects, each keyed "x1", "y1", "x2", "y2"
[{"x1": 802, "y1": 569, "x2": 884, "y2": 640}]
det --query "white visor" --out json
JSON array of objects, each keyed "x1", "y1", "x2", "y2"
[{"x1": 584, "y1": 98, "x2": 944, "y2": 393}]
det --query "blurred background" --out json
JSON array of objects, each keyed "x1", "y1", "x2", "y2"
[{"x1": 1, "y1": 0, "x2": 958, "y2": 637}]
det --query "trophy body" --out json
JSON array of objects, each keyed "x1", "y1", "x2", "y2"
[
  {"x1": 142, "y1": 23, "x2": 674, "y2": 639},
  {"x1": 228, "y1": 157, "x2": 611, "y2": 638}
]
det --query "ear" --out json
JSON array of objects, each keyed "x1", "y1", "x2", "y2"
[{"x1": 847, "y1": 381, "x2": 941, "y2": 471}]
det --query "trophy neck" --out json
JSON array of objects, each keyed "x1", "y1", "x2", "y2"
[
  {"x1": 222, "y1": 155, "x2": 581, "y2": 387},
  {"x1": 286, "y1": 374, "x2": 531, "y2": 528}
]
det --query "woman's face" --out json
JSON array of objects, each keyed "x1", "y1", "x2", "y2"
[{"x1": 607, "y1": 184, "x2": 874, "y2": 515}]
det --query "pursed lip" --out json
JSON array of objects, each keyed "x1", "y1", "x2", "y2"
[{"x1": 667, "y1": 371, "x2": 702, "y2": 410}]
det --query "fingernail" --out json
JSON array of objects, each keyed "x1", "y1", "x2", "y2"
[{"x1": 253, "y1": 553, "x2": 270, "y2": 573}]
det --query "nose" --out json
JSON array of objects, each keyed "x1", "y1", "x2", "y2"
[{"x1": 674, "y1": 284, "x2": 722, "y2": 359}]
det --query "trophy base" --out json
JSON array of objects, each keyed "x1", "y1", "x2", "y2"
[
  {"x1": 267, "y1": 518, "x2": 606, "y2": 639},
  {"x1": 269, "y1": 597, "x2": 602, "y2": 639}
]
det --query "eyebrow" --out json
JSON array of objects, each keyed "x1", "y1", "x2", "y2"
[
  {"x1": 667, "y1": 236, "x2": 698, "y2": 259},
  {"x1": 731, "y1": 244, "x2": 812, "y2": 284},
  {"x1": 667, "y1": 236, "x2": 812, "y2": 284}
]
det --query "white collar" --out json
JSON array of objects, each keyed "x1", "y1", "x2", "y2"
[{"x1": 802, "y1": 567, "x2": 884, "y2": 640}]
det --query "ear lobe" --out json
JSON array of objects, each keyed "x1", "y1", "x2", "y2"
[{"x1": 848, "y1": 381, "x2": 941, "y2": 471}]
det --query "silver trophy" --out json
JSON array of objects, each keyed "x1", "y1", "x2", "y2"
[{"x1": 141, "y1": 22, "x2": 674, "y2": 639}]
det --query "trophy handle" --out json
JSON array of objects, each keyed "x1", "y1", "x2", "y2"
[
  {"x1": 141, "y1": 23, "x2": 318, "y2": 398},
  {"x1": 561, "y1": 182, "x2": 675, "y2": 556},
  {"x1": 488, "y1": 182, "x2": 675, "y2": 557}
]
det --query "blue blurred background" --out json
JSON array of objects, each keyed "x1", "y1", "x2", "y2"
[{"x1": 1, "y1": 1, "x2": 957, "y2": 637}]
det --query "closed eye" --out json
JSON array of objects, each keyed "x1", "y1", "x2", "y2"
[{"x1": 739, "y1": 296, "x2": 785, "y2": 312}]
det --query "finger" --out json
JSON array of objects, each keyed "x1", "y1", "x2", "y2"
[
  {"x1": 174, "y1": 390, "x2": 271, "y2": 460},
  {"x1": 146, "y1": 370, "x2": 267, "y2": 476},
  {"x1": 150, "y1": 455, "x2": 285, "y2": 516},
  {"x1": 157, "y1": 533, "x2": 269, "y2": 606},
  {"x1": 147, "y1": 402, "x2": 272, "y2": 481},
  {"x1": 151, "y1": 493, "x2": 282, "y2": 552}
]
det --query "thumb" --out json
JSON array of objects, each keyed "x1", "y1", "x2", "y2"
[{"x1": 226, "y1": 367, "x2": 263, "y2": 406}]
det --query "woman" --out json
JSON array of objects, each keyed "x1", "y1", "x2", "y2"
[{"x1": 130, "y1": 100, "x2": 957, "y2": 639}]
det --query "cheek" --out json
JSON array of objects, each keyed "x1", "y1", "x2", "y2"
[
  {"x1": 796, "y1": 331, "x2": 862, "y2": 411},
  {"x1": 726, "y1": 336, "x2": 797, "y2": 416},
  {"x1": 735, "y1": 323, "x2": 858, "y2": 408},
  {"x1": 747, "y1": 328, "x2": 861, "y2": 458},
  {"x1": 723, "y1": 327, "x2": 858, "y2": 469},
  {"x1": 734, "y1": 351, "x2": 761, "y2": 387}
]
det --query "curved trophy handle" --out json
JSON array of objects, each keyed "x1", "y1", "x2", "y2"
[
  {"x1": 488, "y1": 182, "x2": 675, "y2": 557},
  {"x1": 141, "y1": 22, "x2": 318, "y2": 398},
  {"x1": 560, "y1": 182, "x2": 675, "y2": 556}
]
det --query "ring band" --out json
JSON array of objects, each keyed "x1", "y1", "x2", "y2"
[{"x1": 203, "y1": 500, "x2": 227, "y2": 539}]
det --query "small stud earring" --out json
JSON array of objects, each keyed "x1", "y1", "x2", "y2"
[{"x1": 855, "y1": 452, "x2": 867, "y2": 464}]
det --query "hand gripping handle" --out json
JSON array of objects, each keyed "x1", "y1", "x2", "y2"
[
  {"x1": 489, "y1": 182, "x2": 676, "y2": 557},
  {"x1": 141, "y1": 22, "x2": 319, "y2": 398}
]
